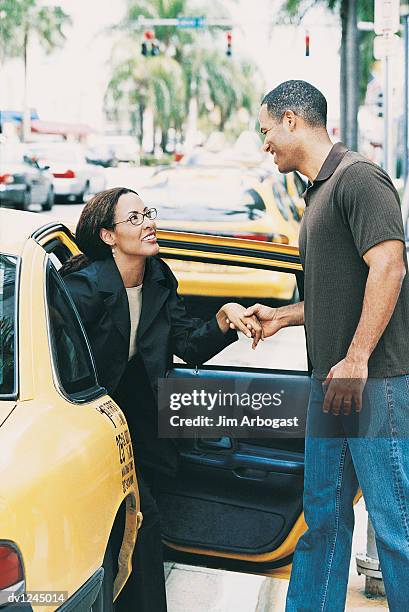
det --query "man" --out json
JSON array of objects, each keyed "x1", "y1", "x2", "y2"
[{"x1": 246, "y1": 80, "x2": 409, "y2": 611}]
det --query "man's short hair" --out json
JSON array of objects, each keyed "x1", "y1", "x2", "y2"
[{"x1": 262, "y1": 80, "x2": 327, "y2": 128}]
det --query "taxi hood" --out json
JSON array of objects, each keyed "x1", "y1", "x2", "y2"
[{"x1": 0, "y1": 402, "x2": 16, "y2": 427}]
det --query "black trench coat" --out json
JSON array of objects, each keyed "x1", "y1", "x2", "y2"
[{"x1": 63, "y1": 256, "x2": 237, "y2": 475}]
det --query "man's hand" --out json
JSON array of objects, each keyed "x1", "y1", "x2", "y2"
[
  {"x1": 244, "y1": 304, "x2": 284, "y2": 338},
  {"x1": 322, "y1": 357, "x2": 368, "y2": 416},
  {"x1": 217, "y1": 303, "x2": 264, "y2": 349}
]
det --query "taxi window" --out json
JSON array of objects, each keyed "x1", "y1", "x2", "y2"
[
  {"x1": 167, "y1": 258, "x2": 308, "y2": 372},
  {"x1": 46, "y1": 262, "x2": 102, "y2": 402},
  {"x1": 0, "y1": 254, "x2": 18, "y2": 397}
]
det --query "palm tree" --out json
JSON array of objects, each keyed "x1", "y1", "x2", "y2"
[
  {"x1": 280, "y1": 0, "x2": 374, "y2": 150},
  {"x1": 0, "y1": 0, "x2": 71, "y2": 140},
  {"x1": 193, "y1": 50, "x2": 260, "y2": 131},
  {"x1": 107, "y1": 0, "x2": 262, "y2": 149},
  {"x1": 105, "y1": 54, "x2": 185, "y2": 151}
]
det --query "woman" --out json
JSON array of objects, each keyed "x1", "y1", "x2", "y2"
[{"x1": 61, "y1": 187, "x2": 262, "y2": 612}]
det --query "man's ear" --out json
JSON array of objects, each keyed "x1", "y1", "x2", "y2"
[
  {"x1": 283, "y1": 110, "x2": 297, "y2": 132},
  {"x1": 100, "y1": 227, "x2": 115, "y2": 247}
]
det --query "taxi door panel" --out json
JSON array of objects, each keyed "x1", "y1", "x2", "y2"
[{"x1": 158, "y1": 366, "x2": 309, "y2": 571}]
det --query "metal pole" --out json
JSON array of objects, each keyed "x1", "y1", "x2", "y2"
[
  {"x1": 382, "y1": 55, "x2": 395, "y2": 177},
  {"x1": 403, "y1": 13, "x2": 409, "y2": 183},
  {"x1": 356, "y1": 517, "x2": 385, "y2": 597},
  {"x1": 383, "y1": 54, "x2": 388, "y2": 171},
  {"x1": 345, "y1": 0, "x2": 359, "y2": 150}
]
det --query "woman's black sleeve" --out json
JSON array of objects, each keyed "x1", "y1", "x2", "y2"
[
  {"x1": 62, "y1": 270, "x2": 102, "y2": 326},
  {"x1": 164, "y1": 263, "x2": 238, "y2": 366}
]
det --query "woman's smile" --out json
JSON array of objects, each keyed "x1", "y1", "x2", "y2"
[{"x1": 141, "y1": 230, "x2": 157, "y2": 243}]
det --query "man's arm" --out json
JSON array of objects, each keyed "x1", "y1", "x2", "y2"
[
  {"x1": 347, "y1": 240, "x2": 406, "y2": 364},
  {"x1": 323, "y1": 239, "x2": 406, "y2": 415},
  {"x1": 245, "y1": 300, "x2": 304, "y2": 337}
]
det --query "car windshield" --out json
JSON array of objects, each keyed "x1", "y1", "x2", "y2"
[
  {"x1": 141, "y1": 171, "x2": 266, "y2": 222},
  {"x1": 0, "y1": 254, "x2": 18, "y2": 396},
  {"x1": 29, "y1": 145, "x2": 85, "y2": 164}
]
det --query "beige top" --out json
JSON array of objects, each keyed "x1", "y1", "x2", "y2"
[{"x1": 126, "y1": 285, "x2": 143, "y2": 361}]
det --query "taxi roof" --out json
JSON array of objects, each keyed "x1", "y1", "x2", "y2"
[{"x1": 0, "y1": 209, "x2": 68, "y2": 257}]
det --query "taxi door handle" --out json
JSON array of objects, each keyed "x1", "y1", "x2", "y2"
[
  {"x1": 197, "y1": 436, "x2": 233, "y2": 450},
  {"x1": 233, "y1": 467, "x2": 268, "y2": 481}
]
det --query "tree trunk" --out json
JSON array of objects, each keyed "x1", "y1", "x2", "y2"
[
  {"x1": 160, "y1": 127, "x2": 168, "y2": 153},
  {"x1": 151, "y1": 116, "x2": 156, "y2": 154},
  {"x1": 345, "y1": 0, "x2": 359, "y2": 150},
  {"x1": 138, "y1": 103, "x2": 145, "y2": 147},
  {"x1": 22, "y1": 27, "x2": 31, "y2": 142},
  {"x1": 219, "y1": 110, "x2": 225, "y2": 132}
]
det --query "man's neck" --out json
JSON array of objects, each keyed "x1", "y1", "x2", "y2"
[{"x1": 297, "y1": 134, "x2": 334, "y2": 182}]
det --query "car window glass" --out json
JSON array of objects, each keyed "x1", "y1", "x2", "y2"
[
  {"x1": 0, "y1": 254, "x2": 18, "y2": 396},
  {"x1": 43, "y1": 237, "x2": 73, "y2": 269},
  {"x1": 46, "y1": 262, "x2": 101, "y2": 400},
  {"x1": 166, "y1": 258, "x2": 307, "y2": 372}
]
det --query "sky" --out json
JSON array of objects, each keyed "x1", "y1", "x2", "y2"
[{"x1": 0, "y1": 0, "x2": 342, "y2": 131}]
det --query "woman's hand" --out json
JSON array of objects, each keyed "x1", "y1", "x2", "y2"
[{"x1": 216, "y1": 303, "x2": 264, "y2": 349}]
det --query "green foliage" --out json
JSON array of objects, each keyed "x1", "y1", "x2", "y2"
[
  {"x1": 106, "y1": 0, "x2": 263, "y2": 144},
  {"x1": 0, "y1": 0, "x2": 71, "y2": 62},
  {"x1": 140, "y1": 153, "x2": 174, "y2": 165}
]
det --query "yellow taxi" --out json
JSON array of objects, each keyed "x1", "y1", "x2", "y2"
[
  {"x1": 0, "y1": 209, "x2": 141, "y2": 611},
  {"x1": 3, "y1": 208, "x2": 345, "y2": 606},
  {"x1": 139, "y1": 165, "x2": 302, "y2": 304}
]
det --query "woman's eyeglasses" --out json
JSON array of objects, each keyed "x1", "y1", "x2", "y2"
[{"x1": 114, "y1": 208, "x2": 157, "y2": 227}]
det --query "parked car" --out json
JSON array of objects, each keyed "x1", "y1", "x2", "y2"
[
  {"x1": 0, "y1": 143, "x2": 54, "y2": 211},
  {"x1": 139, "y1": 165, "x2": 301, "y2": 306},
  {"x1": 0, "y1": 209, "x2": 141, "y2": 610},
  {"x1": 86, "y1": 136, "x2": 140, "y2": 167},
  {"x1": 86, "y1": 143, "x2": 117, "y2": 168},
  {"x1": 27, "y1": 142, "x2": 106, "y2": 203},
  {"x1": 141, "y1": 165, "x2": 300, "y2": 242}
]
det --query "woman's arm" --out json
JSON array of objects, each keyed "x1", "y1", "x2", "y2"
[
  {"x1": 164, "y1": 264, "x2": 239, "y2": 366},
  {"x1": 62, "y1": 269, "x2": 102, "y2": 326}
]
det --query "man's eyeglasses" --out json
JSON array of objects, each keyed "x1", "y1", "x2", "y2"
[{"x1": 114, "y1": 208, "x2": 157, "y2": 227}]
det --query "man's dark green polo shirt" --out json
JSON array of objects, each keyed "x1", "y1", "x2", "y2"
[{"x1": 299, "y1": 142, "x2": 409, "y2": 380}]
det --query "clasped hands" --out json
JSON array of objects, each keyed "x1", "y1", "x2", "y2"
[
  {"x1": 221, "y1": 303, "x2": 369, "y2": 415},
  {"x1": 219, "y1": 302, "x2": 280, "y2": 350}
]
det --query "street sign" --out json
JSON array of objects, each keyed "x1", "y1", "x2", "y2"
[
  {"x1": 177, "y1": 16, "x2": 205, "y2": 29},
  {"x1": 374, "y1": 0, "x2": 400, "y2": 35},
  {"x1": 373, "y1": 33, "x2": 400, "y2": 58}
]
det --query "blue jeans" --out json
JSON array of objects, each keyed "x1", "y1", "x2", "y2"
[{"x1": 285, "y1": 375, "x2": 409, "y2": 612}]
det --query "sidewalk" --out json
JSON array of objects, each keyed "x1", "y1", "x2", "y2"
[{"x1": 165, "y1": 499, "x2": 388, "y2": 612}]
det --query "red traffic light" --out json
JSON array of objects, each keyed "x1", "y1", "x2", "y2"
[
  {"x1": 305, "y1": 31, "x2": 310, "y2": 56},
  {"x1": 144, "y1": 30, "x2": 155, "y2": 40},
  {"x1": 226, "y1": 31, "x2": 232, "y2": 56}
]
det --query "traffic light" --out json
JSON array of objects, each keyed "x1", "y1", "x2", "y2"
[
  {"x1": 141, "y1": 30, "x2": 155, "y2": 56},
  {"x1": 305, "y1": 31, "x2": 310, "y2": 56},
  {"x1": 226, "y1": 31, "x2": 232, "y2": 56},
  {"x1": 376, "y1": 91, "x2": 383, "y2": 118}
]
